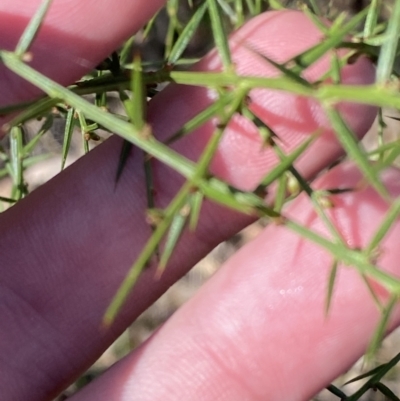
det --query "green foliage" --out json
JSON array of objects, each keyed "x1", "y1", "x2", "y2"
[{"x1": 2, "y1": 0, "x2": 400, "y2": 399}]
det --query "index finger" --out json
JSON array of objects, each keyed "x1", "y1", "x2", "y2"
[{"x1": 0, "y1": 0, "x2": 165, "y2": 109}]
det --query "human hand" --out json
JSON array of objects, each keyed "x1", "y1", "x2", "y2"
[{"x1": 1, "y1": 2, "x2": 397, "y2": 401}]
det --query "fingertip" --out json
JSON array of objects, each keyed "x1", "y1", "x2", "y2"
[
  {"x1": 221, "y1": 10, "x2": 377, "y2": 189},
  {"x1": 73, "y1": 162, "x2": 400, "y2": 401},
  {"x1": 148, "y1": 10, "x2": 377, "y2": 191},
  {"x1": 0, "y1": 0, "x2": 166, "y2": 107}
]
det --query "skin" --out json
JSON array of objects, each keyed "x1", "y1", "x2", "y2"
[{"x1": 0, "y1": 1, "x2": 398, "y2": 400}]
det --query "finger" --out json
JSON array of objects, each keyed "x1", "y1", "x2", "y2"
[
  {"x1": 0, "y1": 0, "x2": 165, "y2": 108},
  {"x1": 0, "y1": 10, "x2": 375, "y2": 401},
  {"x1": 148, "y1": 10, "x2": 376, "y2": 190},
  {"x1": 68, "y1": 163, "x2": 400, "y2": 401},
  {"x1": 0, "y1": 136, "x2": 253, "y2": 401}
]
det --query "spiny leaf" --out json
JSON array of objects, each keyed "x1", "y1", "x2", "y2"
[
  {"x1": 325, "y1": 260, "x2": 338, "y2": 315},
  {"x1": 365, "y1": 295, "x2": 397, "y2": 360},
  {"x1": 326, "y1": 384, "x2": 347, "y2": 399},
  {"x1": 274, "y1": 173, "x2": 288, "y2": 213},
  {"x1": 364, "y1": 0, "x2": 382, "y2": 38},
  {"x1": 243, "y1": 46, "x2": 312, "y2": 87},
  {"x1": 216, "y1": 0, "x2": 237, "y2": 25},
  {"x1": 365, "y1": 198, "x2": 400, "y2": 256},
  {"x1": 23, "y1": 113, "x2": 53, "y2": 156},
  {"x1": 325, "y1": 106, "x2": 390, "y2": 200},
  {"x1": 0, "y1": 196, "x2": 17, "y2": 204},
  {"x1": 0, "y1": 154, "x2": 50, "y2": 179},
  {"x1": 115, "y1": 140, "x2": 133, "y2": 185},
  {"x1": 61, "y1": 108, "x2": 75, "y2": 170},
  {"x1": 376, "y1": 0, "x2": 400, "y2": 83},
  {"x1": 165, "y1": 91, "x2": 237, "y2": 144},
  {"x1": 207, "y1": 0, "x2": 232, "y2": 70},
  {"x1": 375, "y1": 382, "x2": 400, "y2": 401},
  {"x1": 346, "y1": 352, "x2": 400, "y2": 401},
  {"x1": 157, "y1": 204, "x2": 189, "y2": 274},
  {"x1": 76, "y1": 111, "x2": 90, "y2": 154},
  {"x1": 292, "y1": 6, "x2": 370, "y2": 74},
  {"x1": 345, "y1": 353, "x2": 400, "y2": 385},
  {"x1": 9, "y1": 126, "x2": 26, "y2": 200},
  {"x1": 116, "y1": 54, "x2": 147, "y2": 184},
  {"x1": 189, "y1": 191, "x2": 204, "y2": 231},
  {"x1": 168, "y1": 2, "x2": 208, "y2": 66},
  {"x1": 284, "y1": 219, "x2": 400, "y2": 295},
  {"x1": 15, "y1": 0, "x2": 54, "y2": 56},
  {"x1": 257, "y1": 133, "x2": 317, "y2": 188}
]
